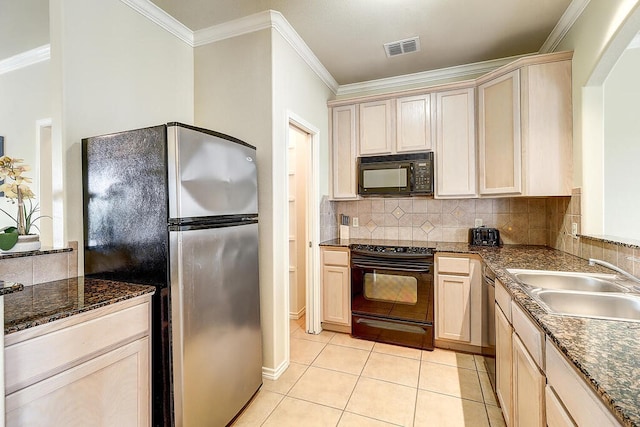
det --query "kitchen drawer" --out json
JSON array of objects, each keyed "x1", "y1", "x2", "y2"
[
  {"x1": 546, "y1": 384, "x2": 577, "y2": 427},
  {"x1": 495, "y1": 278, "x2": 512, "y2": 321},
  {"x1": 546, "y1": 342, "x2": 622, "y2": 427},
  {"x1": 511, "y1": 301, "x2": 544, "y2": 369},
  {"x1": 437, "y1": 256, "x2": 470, "y2": 275},
  {"x1": 5, "y1": 299, "x2": 150, "y2": 393},
  {"x1": 323, "y1": 249, "x2": 349, "y2": 266}
]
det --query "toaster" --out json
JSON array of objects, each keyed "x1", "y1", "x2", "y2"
[{"x1": 469, "y1": 227, "x2": 501, "y2": 246}]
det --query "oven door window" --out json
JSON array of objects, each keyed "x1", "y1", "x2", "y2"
[{"x1": 363, "y1": 272, "x2": 417, "y2": 305}]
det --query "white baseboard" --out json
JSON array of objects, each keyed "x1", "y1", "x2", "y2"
[
  {"x1": 289, "y1": 306, "x2": 306, "y2": 320},
  {"x1": 262, "y1": 359, "x2": 289, "y2": 381}
]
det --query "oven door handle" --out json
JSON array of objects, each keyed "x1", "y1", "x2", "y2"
[{"x1": 351, "y1": 261, "x2": 431, "y2": 273}]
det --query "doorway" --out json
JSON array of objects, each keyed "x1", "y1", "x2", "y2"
[
  {"x1": 286, "y1": 113, "x2": 321, "y2": 339},
  {"x1": 288, "y1": 124, "x2": 309, "y2": 322}
]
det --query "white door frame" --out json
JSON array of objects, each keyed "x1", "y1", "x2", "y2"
[
  {"x1": 35, "y1": 118, "x2": 64, "y2": 248},
  {"x1": 285, "y1": 111, "x2": 322, "y2": 335}
]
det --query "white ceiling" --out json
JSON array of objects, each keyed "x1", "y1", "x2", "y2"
[{"x1": 149, "y1": 0, "x2": 574, "y2": 85}]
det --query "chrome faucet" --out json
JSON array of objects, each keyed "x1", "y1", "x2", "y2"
[{"x1": 588, "y1": 258, "x2": 640, "y2": 284}]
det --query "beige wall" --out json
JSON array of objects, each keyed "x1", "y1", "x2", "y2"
[
  {"x1": 603, "y1": 47, "x2": 640, "y2": 239},
  {"x1": 194, "y1": 27, "x2": 333, "y2": 373},
  {"x1": 556, "y1": 0, "x2": 639, "y2": 187},
  {"x1": 555, "y1": 0, "x2": 640, "y2": 236},
  {"x1": 50, "y1": 0, "x2": 194, "y2": 259},
  {"x1": 193, "y1": 29, "x2": 276, "y2": 368}
]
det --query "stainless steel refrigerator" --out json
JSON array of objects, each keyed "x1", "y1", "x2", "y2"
[{"x1": 82, "y1": 123, "x2": 262, "y2": 427}]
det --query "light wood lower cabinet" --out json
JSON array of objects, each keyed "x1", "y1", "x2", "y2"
[
  {"x1": 546, "y1": 342, "x2": 622, "y2": 427},
  {"x1": 321, "y1": 247, "x2": 351, "y2": 331},
  {"x1": 512, "y1": 333, "x2": 545, "y2": 427},
  {"x1": 4, "y1": 295, "x2": 152, "y2": 427},
  {"x1": 495, "y1": 303, "x2": 513, "y2": 427},
  {"x1": 434, "y1": 254, "x2": 482, "y2": 348}
]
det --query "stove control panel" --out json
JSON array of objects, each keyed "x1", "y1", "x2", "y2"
[{"x1": 350, "y1": 244, "x2": 434, "y2": 257}]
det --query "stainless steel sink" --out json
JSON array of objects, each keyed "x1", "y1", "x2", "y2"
[
  {"x1": 507, "y1": 269, "x2": 628, "y2": 293},
  {"x1": 534, "y1": 290, "x2": 640, "y2": 322}
]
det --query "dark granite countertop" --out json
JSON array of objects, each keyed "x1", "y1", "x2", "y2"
[
  {"x1": 320, "y1": 239, "x2": 640, "y2": 426},
  {"x1": 0, "y1": 247, "x2": 72, "y2": 260},
  {"x1": 0, "y1": 281, "x2": 24, "y2": 296},
  {"x1": 4, "y1": 277, "x2": 156, "y2": 335}
]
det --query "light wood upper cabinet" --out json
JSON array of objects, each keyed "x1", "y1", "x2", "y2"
[
  {"x1": 328, "y1": 51, "x2": 573, "y2": 200},
  {"x1": 478, "y1": 70, "x2": 522, "y2": 195},
  {"x1": 321, "y1": 247, "x2": 351, "y2": 329},
  {"x1": 520, "y1": 60, "x2": 572, "y2": 196},
  {"x1": 331, "y1": 105, "x2": 358, "y2": 199},
  {"x1": 396, "y1": 94, "x2": 434, "y2": 152},
  {"x1": 359, "y1": 100, "x2": 394, "y2": 155},
  {"x1": 478, "y1": 58, "x2": 572, "y2": 197},
  {"x1": 435, "y1": 87, "x2": 477, "y2": 198}
]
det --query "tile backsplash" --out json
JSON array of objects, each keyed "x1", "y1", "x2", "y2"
[
  {"x1": 331, "y1": 197, "x2": 558, "y2": 245},
  {"x1": 548, "y1": 188, "x2": 640, "y2": 279},
  {"x1": 0, "y1": 242, "x2": 79, "y2": 286}
]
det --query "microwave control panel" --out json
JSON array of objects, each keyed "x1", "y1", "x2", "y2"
[{"x1": 413, "y1": 160, "x2": 433, "y2": 193}]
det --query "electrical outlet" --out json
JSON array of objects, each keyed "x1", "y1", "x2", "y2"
[
  {"x1": 571, "y1": 222, "x2": 578, "y2": 238},
  {"x1": 474, "y1": 218, "x2": 483, "y2": 227},
  {"x1": 352, "y1": 217, "x2": 359, "y2": 227}
]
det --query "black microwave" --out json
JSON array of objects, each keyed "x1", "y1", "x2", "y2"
[{"x1": 357, "y1": 152, "x2": 434, "y2": 196}]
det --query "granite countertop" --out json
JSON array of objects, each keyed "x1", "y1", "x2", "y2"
[
  {"x1": 0, "y1": 247, "x2": 73, "y2": 260},
  {"x1": 0, "y1": 280, "x2": 24, "y2": 296},
  {"x1": 4, "y1": 276, "x2": 156, "y2": 335},
  {"x1": 320, "y1": 238, "x2": 640, "y2": 426}
]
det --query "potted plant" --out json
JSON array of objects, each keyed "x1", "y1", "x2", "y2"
[{"x1": 0, "y1": 156, "x2": 45, "y2": 252}]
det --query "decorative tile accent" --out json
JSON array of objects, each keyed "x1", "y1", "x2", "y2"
[
  {"x1": 421, "y1": 221, "x2": 434, "y2": 234},
  {"x1": 392, "y1": 207, "x2": 404, "y2": 219}
]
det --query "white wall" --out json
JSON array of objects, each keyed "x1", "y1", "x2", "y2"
[
  {"x1": 50, "y1": 0, "x2": 194, "y2": 256},
  {"x1": 0, "y1": 0, "x2": 49, "y2": 59},
  {"x1": 603, "y1": 46, "x2": 640, "y2": 239},
  {"x1": 0, "y1": 61, "x2": 50, "y2": 230}
]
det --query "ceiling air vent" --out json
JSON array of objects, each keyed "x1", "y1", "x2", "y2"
[{"x1": 384, "y1": 37, "x2": 421, "y2": 58}]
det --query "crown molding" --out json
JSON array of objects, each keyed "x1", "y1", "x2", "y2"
[
  {"x1": 194, "y1": 10, "x2": 338, "y2": 93},
  {"x1": 0, "y1": 44, "x2": 50, "y2": 75},
  {"x1": 120, "y1": 0, "x2": 193, "y2": 46},
  {"x1": 193, "y1": 10, "x2": 273, "y2": 46},
  {"x1": 539, "y1": 0, "x2": 591, "y2": 53},
  {"x1": 336, "y1": 53, "x2": 531, "y2": 97},
  {"x1": 268, "y1": 11, "x2": 339, "y2": 93}
]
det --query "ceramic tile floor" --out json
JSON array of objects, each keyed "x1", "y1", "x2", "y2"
[{"x1": 232, "y1": 317, "x2": 506, "y2": 427}]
